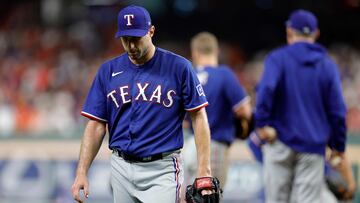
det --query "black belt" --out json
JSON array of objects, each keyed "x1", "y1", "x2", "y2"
[{"x1": 113, "y1": 149, "x2": 180, "y2": 163}]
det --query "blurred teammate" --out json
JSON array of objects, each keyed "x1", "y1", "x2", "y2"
[
  {"x1": 183, "y1": 32, "x2": 252, "y2": 190},
  {"x1": 254, "y1": 9, "x2": 347, "y2": 203},
  {"x1": 71, "y1": 5, "x2": 213, "y2": 203}
]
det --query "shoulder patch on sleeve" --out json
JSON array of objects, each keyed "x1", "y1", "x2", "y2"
[{"x1": 196, "y1": 84, "x2": 205, "y2": 96}]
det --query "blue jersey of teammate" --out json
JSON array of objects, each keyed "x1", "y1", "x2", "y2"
[
  {"x1": 196, "y1": 65, "x2": 248, "y2": 144},
  {"x1": 81, "y1": 47, "x2": 208, "y2": 157}
]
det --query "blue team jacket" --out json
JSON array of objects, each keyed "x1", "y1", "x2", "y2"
[{"x1": 254, "y1": 42, "x2": 347, "y2": 155}]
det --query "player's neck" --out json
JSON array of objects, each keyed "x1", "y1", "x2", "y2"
[
  {"x1": 288, "y1": 35, "x2": 315, "y2": 44},
  {"x1": 195, "y1": 56, "x2": 218, "y2": 68},
  {"x1": 131, "y1": 44, "x2": 156, "y2": 66}
]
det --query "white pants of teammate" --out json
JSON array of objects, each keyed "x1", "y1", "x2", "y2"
[
  {"x1": 110, "y1": 151, "x2": 184, "y2": 203},
  {"x1": 263, "y1": 140, "x2": 324, "y2": 203}
]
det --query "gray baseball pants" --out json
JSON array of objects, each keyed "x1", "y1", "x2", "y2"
[
  {"x1": 110, "y1": 151, "x2": 184, "y2": 203},
  {"x1": 263, "y1": 140, "x2": 324, "y2": 203}
]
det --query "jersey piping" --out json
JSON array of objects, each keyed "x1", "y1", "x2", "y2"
[
  {"x1": 185, "y1": 102, "x2": 209, "y2": 112},
  {"x1": 232, "y1": 96, "x2": 250, "y2": 111},
  {"x1": 81, "y1": 111, "x2": 108, "y2": 123}
]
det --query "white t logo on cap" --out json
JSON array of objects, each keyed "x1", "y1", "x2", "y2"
[{"x1": 124, "y1": 14, "x2": 134, "y2": 26}]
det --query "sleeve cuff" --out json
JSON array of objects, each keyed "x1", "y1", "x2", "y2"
[
  {"x1": 330, "y1": 143, "x2": 346, "y2": 153},
  {"x1": 81, "y1": 111, "x2": 108, "y2": 123},
  {"x1": 185, "y1": 102, "x2": 209, "y2": 112},
  {"x1": 232, "y1": 96, "x2": 250, "y2": 111}
]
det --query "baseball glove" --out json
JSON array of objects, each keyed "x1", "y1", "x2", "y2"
[
  {"x1": 185, "y1": 177, "x2": 222, "y2": 203},
  {"x1": 325, "y1": 166, "x2": 350, "y2": 200}
]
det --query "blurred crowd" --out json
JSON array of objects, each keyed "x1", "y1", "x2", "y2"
[
  {"x1": 0, "y1": 25, "x2": 98, "y2": 137},
  {"x1": 0, "y1": 3, "x2": 126, "y2": 137},
  {"x1": 1, "y1": 4, "x2": 360, "y2": 138}
]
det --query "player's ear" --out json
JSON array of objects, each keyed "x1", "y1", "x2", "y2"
[
  {"x1": 149, "y1": 26, "x2": 155, "y2": 37},
  {"x1": 314, "y1": 29, "x2": 320, "y2": 40},
  {"x1": 286, "y1": 27, "x2": 294, "y2": 44}
]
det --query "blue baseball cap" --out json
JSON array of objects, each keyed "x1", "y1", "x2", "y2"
[
  {"x1": 286, "y1": 9, "x2": 318, "y2": 35},
  {"x1": 115, "y1": 5, "x2": 152, "y2": 38}
]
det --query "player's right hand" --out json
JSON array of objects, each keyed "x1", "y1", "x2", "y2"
[
  {"x1": 71, "y1": 174, "x2": 89, "y2": 203},
  {"x1": 257, "y1": 126, "x2": 277, "y2": 143}
]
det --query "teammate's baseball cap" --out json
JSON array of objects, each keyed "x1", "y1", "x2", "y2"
[
  {"x1": 115, "y1": 5, "x2": 152, "y2": 38},
  {"x1": 286, "y1": 9, "x2": 318, "y2": 35}
]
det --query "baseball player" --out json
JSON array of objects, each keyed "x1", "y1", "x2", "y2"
[
  {"x1": 254, "y1": 9, "x2": 347, "y2": 203},
  {"x1": 183, "y1": 32, "x2": 252, "y2": 190},
  {"x1": 71, "y1": 5, "x2": 214, "y2": 203}
]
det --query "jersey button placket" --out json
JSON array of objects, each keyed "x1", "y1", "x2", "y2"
[
  {"x1": 133, "y1": 69, "x2": 143, "y2": 119},
  {"x1": 128, "y1": 69, "x2": 141, "y2": 144}
]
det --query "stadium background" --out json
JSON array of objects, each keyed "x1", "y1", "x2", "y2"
[{"x1": 0, "y1": 0, "x2": 360, "y2": 202}]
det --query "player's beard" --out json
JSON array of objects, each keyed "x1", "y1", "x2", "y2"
[
  {"x1": 128, "y1": 49, "x2": 141, "y2": 60},
  {"x1": 129, "y1": 46, "x2": 150, "y2": 64}
]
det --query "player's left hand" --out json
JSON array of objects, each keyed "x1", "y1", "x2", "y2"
[
  {"x1": 325, "y1": 165, "x2": 352, "y2": 200},
  {"x1": 201, "y1": 189, "x2": 213, "y2": 195},
  {"x1": 329, "y1": 150, "x2": 345, "y2": 169},
  {"x1": 71, "y1": 174, "x2": 89, "y2": 203}
]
